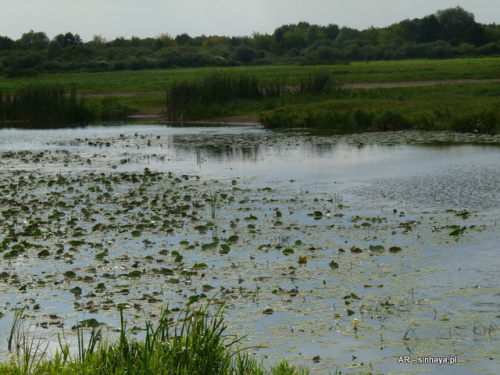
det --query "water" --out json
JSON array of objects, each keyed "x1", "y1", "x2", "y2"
[{"x1": 0, "y1": 124, "x2": 499, "y2": 374}]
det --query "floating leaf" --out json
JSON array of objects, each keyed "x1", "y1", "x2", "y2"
[
  {"x1": 298, "y1": 256, "x2": 307, "y2": 265},
  {"x1": 69, "y1": 240, "x2": 85, "y2": 247},
  {"x1": 282, "y1": 248, "x2": 294, "y2": 255},
  {"x1": 347, "y1": 309, "x2": 355, "y2": 316},
  {"x1": 329, "y1": 260, "x2": 339, "y2": 269},
  {"x1": 3, "y1": 250, "x2": 19, "y2": 259},
  {"x1": 116, "y1": 303, "x2": 131, "y2": 310},
  {"x1": 202, "y1": 242, "x2": 218, "y2": 250},
  {"x1": 77, "y1": 318, "x2": 105, "y2": 328},
  {"x1": 369, "y1": 245, "x2": 385, "y2": 252},
  {"x1": 219, "y1": 244, "x2": 231, "y2": 254},
  {"x1": 128, "y1": 271, "x2": 142, "y2": 278},
  {"x1": 262, "y1": 307, "x2": 274, "y2": 315},
  {"x1": 449, "y1": 228, "x2": 463, "y2": 236},
  {"x1": 70, "y1": 286, "x2": 82, "y2": 295},
  {"x1": 350, "y1": 246, "x2": 363, "y2": 254},
  {"x1": 389, "y1": 246, "x2": 402, "y2": 253},
  {"x1": 227, "y1": 235, "x2": 239, "y2": 243}
]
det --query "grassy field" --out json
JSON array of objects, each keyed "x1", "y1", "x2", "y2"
[{"x1": 1, "y1": 57, "x2": 499, "y2": 132}]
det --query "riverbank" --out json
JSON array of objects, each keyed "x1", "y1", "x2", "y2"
[{"x1": 1, "y1": 58, "x2": 499, "y2": 133}]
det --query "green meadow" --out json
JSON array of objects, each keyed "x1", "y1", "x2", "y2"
[{"x1": 1, "y1": 57, "x2": 499, "y2": 132}]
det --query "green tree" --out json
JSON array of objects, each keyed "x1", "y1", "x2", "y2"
[
  {"x1": 418, "y1": 15, "x2": 441, "y2": 43},
  {"x1": 0, "y1": 36, "x2": 14, "y2": 50},
  {"x1": 437, "y1": 6, "x2": 475, "y2": 45},
  {"x1": 305, "y1": 25, "x2": 326, "y2": 46},
  {"x1": 175, "y1": 33, "x2": 192, "y2": 46},
  {"x1": 17, "y1": 30, "x2": 49, "y2": 49},
  {"x1": 235, "y1": 45, "x2": 256, "y2": 63},
  {"x1": 54, "y1": 32, "x2": 83, "y2": 48}
]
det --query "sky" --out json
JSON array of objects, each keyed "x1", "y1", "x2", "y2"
[{"x1": 1, "y1": 0, "x2": 499, "y2": 42}]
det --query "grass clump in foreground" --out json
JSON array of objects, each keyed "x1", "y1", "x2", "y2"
[{"x1": 0, "y1": 302, "x2": 309, "y2": 375}]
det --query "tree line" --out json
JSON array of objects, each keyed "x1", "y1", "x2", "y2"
[{"x1": 1, "y1": 6, "x2": 499, "y2": 76}]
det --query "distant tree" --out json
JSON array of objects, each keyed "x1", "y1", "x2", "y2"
[
  {"x1": 87, "y1": 34, "x2": 107, "y2": 49},
  {"x1": 202, "y1": 36, "x2": 231, "y2": 48},
  {"x1": 0, "y1": 35, "x2": 14, "y2": 50},
  {"x1": 466, "y1": 23, "x2": 487, "y2": 46},
  {"x1": 235, "y1": 44, "x2": 256, "y2": 63},
  {"x1": 397, "y1": 19, "x2": 421, "y2": 42},
  {"x1": 155, "y1": 33, "x2": 176, "y2": 49},
  {"x1": 17, "y1": 30, "x2": 49, "y2": 49},
  {"x1": 477, "y1": 42, "x2": 500, "y2": 55},
  {"x1": 47, "y1": 40, "x2": 63, "y2": 59},
  {"x1": 483, "y1": 24, "x2": 500, "y2": 44},
  {"x1": 323, "y1": 24, "x2": 340, "y2": 40},
  {"x1": 335, "y1": 27, "x2": 360, "y2": 45},
  {"x1": 272, "y1": 23, "x2": 309, "y2": 53},
  {"x1": 418, "y1": 15, "x2": 441, "y2": 43},
  {"x1": 175, "y1": 33, "x2": 192, "y2": 46},
  {"x1": 305, "y1": 25, "x2": 326, "y2": 46},
  {"x1": 360, "y1": 26, "x2": 379, "y2": 45},
  {"x1": 251, "y1": 32, "x2": 273, "y2": 51},
  {"x1": 427, "y1": 40, "x2": 452, "y2": 58},
  {"x1": 437, "y1": 6, "x2": 475, "y2": 45},
  {"x1": 54, "y1": 32, "x2": 83, "y2": 48}
]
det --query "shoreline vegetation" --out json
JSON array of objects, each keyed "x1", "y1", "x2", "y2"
[
  {"x1": 0, "y1": 301, "x2": 308, "y2": 375},
  {"x1": 1, "y1": 57, "x2": 500, "y2": 134}
]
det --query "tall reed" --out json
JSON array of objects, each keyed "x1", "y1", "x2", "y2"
[
  {"x1": 0, "y1": 84, "x2": 91, "y2": 126},
  {"x1": 164, "y1": 70, "x2": 342, "y2": 122},
  {"x1": 0, "y1": 300, "x2": 308, "y2": 374}
]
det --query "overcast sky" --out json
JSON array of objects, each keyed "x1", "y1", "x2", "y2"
[{"x1": 1, "y1": 0, "x2": 499, "y2": 42}]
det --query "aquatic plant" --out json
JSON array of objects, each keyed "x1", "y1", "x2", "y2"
[
  {"x1": 164, "y1": 70, "x2": 343, "y2": 121},
  {"x1": 0, "y1": 84, "x2": 91, "y2": 126},
  {"x1": 1, "y1": 301, "x2": 307, "y2": 374}
]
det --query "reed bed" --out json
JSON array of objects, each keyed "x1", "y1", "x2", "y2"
[
  {"x1": 0, "y1": 85, "x2": 91, "y2": 126},
  {"x1": 0, "y1": 85, "x2": 134, "y2": 127},
  {"x1": 165, "y1": 70, "x2": 343, "y2": 121},
  {"x1": 0, "y1": 301, "x2": 309, "y2": 375}
]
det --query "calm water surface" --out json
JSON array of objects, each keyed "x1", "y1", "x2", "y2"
[{"x1": 0, "y1": 124, "x2": 499, "y2": 374}]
